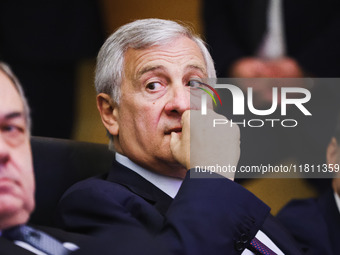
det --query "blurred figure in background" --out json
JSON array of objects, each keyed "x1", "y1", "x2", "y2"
[
  {"x1": 0, "y1": 61, "x2": 90, "y2": 254},
  {"x1": 277, "y1": 114, "x2": 340, "y2": 255},
  {"x1": 203, "y1": 0, "x2": 340, "y2": 191},
  {"x1": 203, "y1": 0, "x2": 340, "y2": 78}
]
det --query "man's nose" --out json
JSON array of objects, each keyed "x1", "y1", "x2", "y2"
[
  {"x1": 164, "y1": 84, "x2": 190, "y2": 116},
  {"x1": 0, "y1": 136, "x2": 10, "y2": 166}
]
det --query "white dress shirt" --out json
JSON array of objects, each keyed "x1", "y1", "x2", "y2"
[
  {"x1": 115, "y1": 153, "x2": 183, "y2": 198},
  {"x1": 115, "y1": 153, "x2": 284, "y2": 254},
  {"x1": 12, "y1": 239, "x2": 78, "y2": 255},
  {"x1": 256, "y1": 0, "x2": 286, "y2": 59}
]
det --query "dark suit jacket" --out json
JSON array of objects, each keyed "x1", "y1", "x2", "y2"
[
  {"x1": 0, "y1": 224, "x2": 163, "y2": 255},
  {"x1": 203, "y1": 0, "x2": 340, "y2": 77},
  {"x1": 0, "y1": 225, "x2": 90, "y2": 255},
  {"x1": 277, "y1": 189, "x2": 340, "y2": 255},
  {"x1": 56, "y1": 160, "x2": 304, "y2": 254}
]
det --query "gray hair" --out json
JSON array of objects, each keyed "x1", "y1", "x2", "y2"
[
  {"x1": 95, "y1": 18, "x2": 216, "y2": 104},
  {"x1": 0, "y1": 62, "x2": 31, "y2": 131}
]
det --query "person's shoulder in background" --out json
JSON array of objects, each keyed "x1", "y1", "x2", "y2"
[{"x1": 276, "y1": 189, "x2": 340, "y2": 255}]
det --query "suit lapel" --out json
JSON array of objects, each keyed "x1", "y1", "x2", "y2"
[{"x1": 107, "y1": 160, "x2": 173, "y2": 215}]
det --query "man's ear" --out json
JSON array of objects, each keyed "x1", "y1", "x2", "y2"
[
  {"x1": 97, "y1": 93, "x2": 119, "y2": 136},
  {"x1": 326, "y1": 137, "x2": 339, "y2": 165}
]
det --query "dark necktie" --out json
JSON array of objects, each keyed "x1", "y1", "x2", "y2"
[
  {"x1": 249, "y1": 237, "x2": 278, "y2": 255},
  {"x1": 3, "y1": 225, "x2": 72, "y2": 255}
]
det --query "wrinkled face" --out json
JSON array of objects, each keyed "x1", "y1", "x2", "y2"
[
  {"x1": 0, "y1": 70, "x2": 35, "y2": 230},
  {"x1": 111, "y1": 36, "x2": 207, "y2": 178}
]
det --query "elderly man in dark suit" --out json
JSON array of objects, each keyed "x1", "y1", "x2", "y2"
[
  {"x1": 56, "y1": 19, "x2": 306, "y2": 254},
  {"x1": 0, "y1": 62, "x2": 89, "y2": 254},
  {"x1": 0, "y1": 62, "x2": 176, "y2": 255},
  {"x1": 277, "y1": 117, "x2": 340, "y2": 255}
]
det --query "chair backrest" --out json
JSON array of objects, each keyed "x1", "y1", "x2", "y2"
[{"x1": 29, "y1": 137, "x2": 114, "y2": 227}]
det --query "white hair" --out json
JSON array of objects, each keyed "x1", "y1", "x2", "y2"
[{"x1": 95, "y1": 18, "x2": 216, "y2": 104}]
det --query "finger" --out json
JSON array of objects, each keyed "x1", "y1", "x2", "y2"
[
  {"x1": 170, "y1": 131, "x2": 180, "y2": 152},
  {"x1": 180, "y1": 110, "x2": 190, "y2": 127}
]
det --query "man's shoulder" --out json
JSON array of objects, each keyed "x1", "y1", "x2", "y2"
[
  {"x1": 55, "y1": 167, "x2": 166, "y2": 235},
  {"x1": 64, "y1": 174, "x2": 112, "y2": 192},
  {"x1": 277, "y1": 197, "x2": 318, "y2": 218},
  {"x1": 60, "y1": 173, "x2": 139, "y2": 204},
  {"x1": 276, "y1": 193, "x2": 333, "y2": 254},
  {"x1": 276, "y1": 196, "x2": 322, "y2": 235},
  {"x1": 277, "y1": 188, "x2": 336, "y2": 224}
]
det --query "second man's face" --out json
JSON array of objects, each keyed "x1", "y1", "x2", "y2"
[
  {"x1": 112, "y1": 36, "x2": 207, "y2": 178},
  {"x1": 0, "y1": 70, "x2": 35, "y2": 230}
]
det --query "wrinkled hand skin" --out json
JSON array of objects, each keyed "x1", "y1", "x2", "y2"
[{"x1": 170, "y1": 110, "x2": 240, "y2": 180}]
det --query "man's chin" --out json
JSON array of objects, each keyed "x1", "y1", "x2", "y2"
[
  {"x1": 0, "y1": 213, "x2": 30, "y2": 230},
  {"x1": 0, "y1": 198, "x2": 31, "y2": 229}
]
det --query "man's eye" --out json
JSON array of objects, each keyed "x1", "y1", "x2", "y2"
[
  {"x1": 1, "y1": 125, "x2": 26, "y2": 146},
  {"x1": 146, "y1": 82, "x2": 162, "y2": 91},
  {"x1": 0, "y1": 121, "x2": 26, "y2": 145},
  {"x1": 3, "y1": 125, "x2": 15, "y2": 132},
  {"x1": 187, "y1": 80, "x2": 204, "y2": 88},
  {"x1": 2, "y1": 125, "x2": 24, "y2": 135}
]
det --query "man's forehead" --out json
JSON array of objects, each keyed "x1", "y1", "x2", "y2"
[
  {"x1": 124, "y1": 37, "x2": 206, "y2": 77},
  {"x1": 0, "y1": 71, "x2": 25, "y2": 118}
]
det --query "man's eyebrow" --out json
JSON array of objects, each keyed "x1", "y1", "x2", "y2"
[
  {"x1": 4, "y1": 112, "x2": 24, "y2": 120},
  {"x1": 136, "y1": 65, "x2": 165, "y2": 79},
  {"x1": 185, "y1": 64, "x2": 207, "y2": 74}
]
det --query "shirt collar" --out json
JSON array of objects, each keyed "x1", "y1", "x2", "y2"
[{"x1": 115, "y1": 153, "x2": 183, "y2": 198}]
